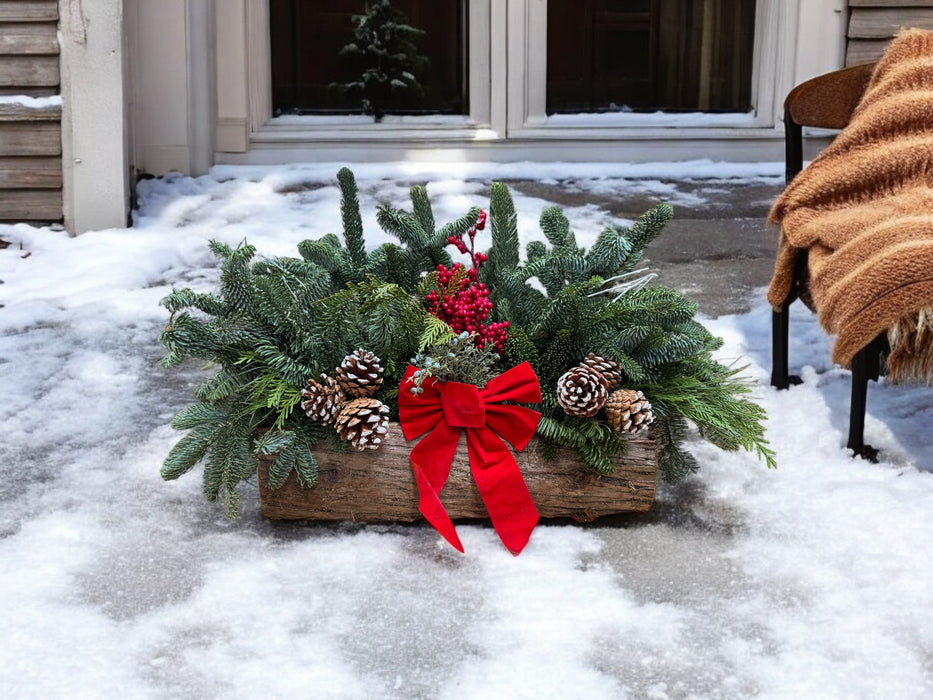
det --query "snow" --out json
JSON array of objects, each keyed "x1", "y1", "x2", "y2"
[
  {"x1": 2, "y1": 163, "x2": 932, "y2": 699},
  {"x1": 545, "y1": 110, "x2": 757, "y2": 128},
  {"x1": 0, "y1": 94, "x2": 62, "y2": 109},
  {"x1": 270, "y1": 113, "x2": 472, "y2": 127},
  {"x1": 207, "y1": 158, "x2": 785, "y2": 184},
  {"x1": 269, "y1": 111, "x2": 757, "y2": 129}
]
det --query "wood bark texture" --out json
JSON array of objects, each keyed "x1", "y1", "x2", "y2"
[{"x1": 258, "y1": 426, "x2": 658, "y2": 523}]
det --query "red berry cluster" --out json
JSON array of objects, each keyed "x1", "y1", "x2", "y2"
[
  {"x1": 427, "y1": 210, "x2": 509, "y2": 353},
  {"x1": 447, "y1": 210, "x2": 489, "y2": 269}
]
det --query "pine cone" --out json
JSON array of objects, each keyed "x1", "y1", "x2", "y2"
[
  {"x1": 556, "y1": 365, "x2": 608, "y2": 417},
  {"x1": 334, "y1": 397, "x2": 390, "y2": 450},
  {"x1": 605, "y1": 389, "x2": 655, "y2": 434},
  {"x1": 581, "y1": 352, "x2": 622, "y2": 391},
  {"x1": 335, "y1": 349, "x2": 384, "y2": 398},
  {"x1": 301, "y1": 374, "x2": 345, "y2": 425}
]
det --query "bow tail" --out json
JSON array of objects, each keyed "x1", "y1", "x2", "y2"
[
  {"x1": 409, "y1": 421, "x2": 465, "y2": 552},
  {"x1": 466, "y1": 428, "x2": 540, "y2": 555}
]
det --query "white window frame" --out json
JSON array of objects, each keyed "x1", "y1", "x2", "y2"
[
  {"x1": 240, "y1": 0, "x2": 503, "y2": 150},
  {"x1": 506, "y1": 0, "x2": 819, "y2": 138},
  {"x1": 214, "y1": 0, "x2": 846, "y2": 160}
]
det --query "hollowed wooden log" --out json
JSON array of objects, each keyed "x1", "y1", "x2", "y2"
[{"x1": 258, "y1": 425, "x2": 658, "y2": 523}]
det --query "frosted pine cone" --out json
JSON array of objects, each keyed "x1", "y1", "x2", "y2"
[
  {"x1": 556, "y1": 365, "x2": 608, "y2": 417},
  {"x1": 335, "y1": 349, "x2": 384, "y2": 398},
  {"x1": 334, "y1": 397, "x2": 390, "y2": 450},
  {"x1": 301, "y1": 374, "x2": 345, "y2": 425},
  {"x1": 581, "y1": 353, "x2": 622, "y2": 391},
  {"x1": 605, "y1": 389, "x2": 655, "y2": 434}
]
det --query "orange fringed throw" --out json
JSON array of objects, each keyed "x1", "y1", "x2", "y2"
[{"x1": 768, "y1": 28, "x2": 933, "y2": 382}]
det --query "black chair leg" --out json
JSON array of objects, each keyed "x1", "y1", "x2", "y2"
[
  {"x1": 847, "y1": 343, "x2": 879, "y2": 462},
  {"x1": 771, "y1": 304, "x2": 802, "y2": 390}
]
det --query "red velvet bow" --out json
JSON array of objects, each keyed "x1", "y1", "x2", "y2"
[{"x1": 397, "y1": 361, "x2": 542, "y2": 555}]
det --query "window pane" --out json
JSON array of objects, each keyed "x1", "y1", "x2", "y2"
[
  {"x1": 270, "y1": 0, "x2": 467, "y2": 116},
  {"x1": 547, "y1": 0, "x2": 756, "y2": 114}
]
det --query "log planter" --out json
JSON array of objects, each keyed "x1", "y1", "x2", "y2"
[{"x1": 258, "y1": 424, "x2": 658, "y2": 523}]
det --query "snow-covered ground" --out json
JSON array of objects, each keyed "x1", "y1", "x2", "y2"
[{"x1": 2, "y1": 162, "x2": 932, "y2": 699}]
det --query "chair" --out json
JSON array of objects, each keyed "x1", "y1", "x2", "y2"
[{"x1": 770, "y1": 62, "x2": 884, "y2": 459}]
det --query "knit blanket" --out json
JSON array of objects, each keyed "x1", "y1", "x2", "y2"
[{"x1": 768, "y1": 28, "x2": 933, "y2": 382}]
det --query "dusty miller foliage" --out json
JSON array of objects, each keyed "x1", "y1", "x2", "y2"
[
  {"x1": 409, "y1": 332, "x2": 502, "y2": 390},
  {"x1": 159, "y1": 167, "x2": 775, "y2": 518}
]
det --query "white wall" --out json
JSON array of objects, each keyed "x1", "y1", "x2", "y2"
[
  {"x1": 59, "y1": 0, "x2": 130, "y2": 233},
  {"x1": 126, "y1": 0, "x2": 214, "y2": 176}
]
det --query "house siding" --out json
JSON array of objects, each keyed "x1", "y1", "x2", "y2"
[
  {"x1": 0, "y1": 0, "x2": 61, "y2": 222},
  {"x1": 847, "y1": 0, "x2": 933, "y2": 63}
]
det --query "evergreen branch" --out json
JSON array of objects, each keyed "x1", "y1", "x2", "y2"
[
  {"x1": 641, "y1": 372, "x2": 776, "y2": 468},
  {"x1": 378, "y1": 243, "x2": 417, "y2": 290},
  {"x1": 200, "y1": 414, "x2": 256, "y2": 519},
  {"x1": 161, "y1": 423, "x2": 217, "y2": 480},
  {"x1": 376, "y1": 205, "x2": 428, "y2": 248},
  {"x1": 293, "y1": 421, "x2": 323, "y2": 488},
  {"x1": 418, "y1": 315, "x2": 456, "y2": 352},
  {"x1": 614, "y1": 286, "x2": 698, "y2": 328},
  {"x1": 159, "y1": 312, "x2": 226, "y2": 364},
  {"x1": 240, "y1": 371, "x2": 304, "y2": 430},
  {"x1": 583, "y1": 342, "x2": 645, "y2": 382},
  {"x1": 654, "y1": 415, "x2": 700, "y2": 482},
  {"x1": 615, "y1": 203, "x2": 674, "y2": 272},
  {"x1": 242, "y1": 343, "x2": 315, "y2": 392},
  {"x1": 410, "y1": 184, "x2": 435, "y2": 237},
  {"x1": 218, "y1": 241, "x2": 258, "y2": 314},
  {"x1": 297, "y1": 236, "x2": 352, "y2": 290},
  {"x1": 539, "y1": 206, "x2": 577, "y2": 249},
  {"x1": 503, "y1": 326, "x2": 539, "y2": 369},
  {"x1": 527, "y1": 240, "x2": 547, "y2": 262},
  {"x1": 518, "y1": 249, "x2": 588, "y2": 294},
  {"x1": 585, "y1": 225, "x2": 635, "y2": 279},
  {"x1": 195, "y1": 369, "x2": 244, "y2": 403},
  {"x1": 489, "y1": 182, "x2": 520, "y2": 271},
  {"x1": 536, "y1": 414, "x2": 587, "y2": 447},
  {"x1": 435, "y1": 207, "x2": 482, "y2": 248},
  {"x1": 207, "y1": 239, "x2": 234, "y2": 260},
  {"x1": 576, "y1": 440, "x2": 616, "y2": 475},
  {"x1": 337, "y1": 167, "x2": 367, "y2": 270},
  {"x1": 257, "y1": 430, "x2": 298, "y2": 490},
  {"x1": 160, "y1": 288, "x2": 226, "y2": 317}
]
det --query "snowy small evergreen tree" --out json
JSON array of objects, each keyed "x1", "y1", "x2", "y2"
[{"x1": 334, "y1": 0, "x2": 428, "y2": 122}]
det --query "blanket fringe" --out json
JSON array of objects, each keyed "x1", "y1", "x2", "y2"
[{"x1": 887, "y1": 308, "x2": 933, "y2": 383}]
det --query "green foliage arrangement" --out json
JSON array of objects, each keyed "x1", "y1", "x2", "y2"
[{"x1": 159, "y1": 167, "x2": 774, "y2": 518}]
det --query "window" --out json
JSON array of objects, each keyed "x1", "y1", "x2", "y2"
[
  {"x1": 546, "y1": 0, "x2": 756, "y2": 114},
  {"x1": 269, "y1": 0, "x2": 467, "y2": 117},
  {"x1": 221, "y1": 0, "x2": 828, "y2": 160}
]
